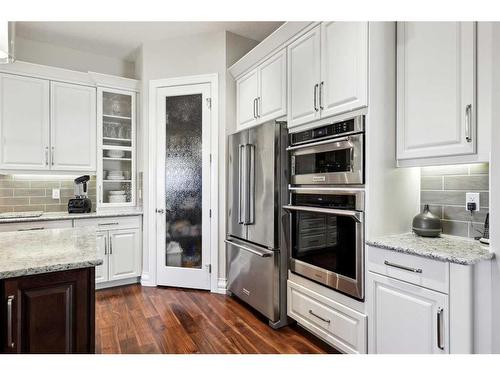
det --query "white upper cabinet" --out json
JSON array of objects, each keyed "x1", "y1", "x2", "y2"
[
  {"x1": 397, "y1": 22, "x2": 476, "y2": 161},
  {"x1": 287, "y1": 26, "x2": 321, "y2": 128},
  {"x1": 50, "y1": 81, "x2": 96, "y2": 171},
  {"x1": 236, "y1": 69, "x2": 259, "y2": 130},
  {"x1": 287, "y1": 23, "x2": 368, "y2": 129},
  {"x1": 368, "y1": 272, "x2": 449, "y2": 354},
  {"x1": 0, "y1": 74, "x2": 50, "y2": 170},
  {"x1": 320, "y1": 22, "x2": 368, "y2": 118},
  {"x1": 236, "y1": 49, "x2": 286, "y2": 131},
  {"x1": 257, "y1": 49, "x2": 286, "y2": 123}
]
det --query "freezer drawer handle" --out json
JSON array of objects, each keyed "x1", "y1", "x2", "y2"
[
  {"x1": 224, "y1": 239, "x2": 273, "y2": 258},
  {"x1": 384, "y1": 260, "x2": 422, "y2": 274},
  {"x1": 309, "y1": 309, "x2": 330, "y2": 324}
]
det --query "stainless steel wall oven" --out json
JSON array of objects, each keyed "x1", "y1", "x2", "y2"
[{"x1": 284, "y1": 188, "x2": 365, "y2": 300}]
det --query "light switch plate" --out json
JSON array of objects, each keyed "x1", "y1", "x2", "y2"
[
  {"x1": 52, "y1": 188, "x2": 60, "y2": 199},
  {"x1": 466, "y1": 192, "x2": 480, "y2": 211}
]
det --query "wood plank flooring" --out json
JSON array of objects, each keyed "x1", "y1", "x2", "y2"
[{"x1": 95, "y1": 284, "x2": 338, "y2": 354}]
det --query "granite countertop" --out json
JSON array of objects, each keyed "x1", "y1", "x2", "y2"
[
  {"x1": 0, "y1": 227, "x2": 103, "y2": 279},
  {"x1": 366, "y1": 232, "x2": 494, "y2": 265},
  {"x1": 0, "y1": 209, "x2": 143, "y2": 224}
]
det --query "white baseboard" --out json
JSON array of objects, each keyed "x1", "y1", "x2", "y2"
[
  {"x1": 214, "y1": 277, "x2": 227, "y2": 294},
  {"x1": 96, "y1": 277, "x2": 140, "y2": 290},
  {"x1": 140, "y1": 272, "x2": 156, "y2": 287}
]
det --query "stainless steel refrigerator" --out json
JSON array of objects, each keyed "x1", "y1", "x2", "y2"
[{"x1": 225, "y1": 120, "x2": 288, "y2": 328}]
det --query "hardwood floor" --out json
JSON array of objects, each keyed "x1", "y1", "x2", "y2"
[{"x1": 95, "y1": 284, "x2": 338, "y2": 354}]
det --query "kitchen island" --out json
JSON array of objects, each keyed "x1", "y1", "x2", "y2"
[{"x1": 0, "y1": 227, "x2": 102, "y2": 354}]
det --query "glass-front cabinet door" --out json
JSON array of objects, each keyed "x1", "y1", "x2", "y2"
[{"x1": 97, "y1": 88, "x2": 136, "y2": 208}]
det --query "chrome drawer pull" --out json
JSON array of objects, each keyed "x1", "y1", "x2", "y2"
[
  {"x1": 98, "y1": 222, "x2": 119, "y2": 226},
  {"x1": 384, "y1": 260, "x2": 422, "y2": 274},
  {"x1": 437, "y1": 307, "x2": 445, "y2": 350},
  {"x1": 309, "y1": 309, "x2": 330, "y2": 323},
  {"x1": 7, "y1": 295, "x2": 14, "y2": 348}
]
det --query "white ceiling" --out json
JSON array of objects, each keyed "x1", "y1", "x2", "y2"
[{"x1": 16, "y1": 21, "x2": 284, "y2": 62}]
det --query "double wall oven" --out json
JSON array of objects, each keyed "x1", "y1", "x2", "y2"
[{"x1": 285, "y1": 115, "x2": 365, "y2": 300}]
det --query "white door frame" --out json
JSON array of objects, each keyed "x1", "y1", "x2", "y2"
[{"x1": 145, "y1": 73, "x2": 219, "y2": 293}]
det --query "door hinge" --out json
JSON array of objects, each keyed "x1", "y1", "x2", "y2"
[
  {"x1": 206, "y1": 98, "x2": 212, "y2": 109},
  {"x1": 207, "y1": 264, "x2": 212, "y2": 274}
]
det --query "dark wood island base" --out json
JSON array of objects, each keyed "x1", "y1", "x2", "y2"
[{"x1": 1, "y1": 267, "x2": 95, "y2": 354}]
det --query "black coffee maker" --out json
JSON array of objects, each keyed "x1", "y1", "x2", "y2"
[{"x1": 68, "y1": 175, "x2": 92, "y2": 213}]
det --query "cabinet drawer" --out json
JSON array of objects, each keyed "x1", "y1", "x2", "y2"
[
  {"x1": 367, "y1": 245, "x2": 449, "y2": 294},
  {"x1": 287, "y1": 280, "x2": 367, "y2": 354},
  {"x1": 0, "y1": 220, "x2": 72, "y2": 233},
  {"x1": 73, "y1": 215, "x2": 141, "y2": 230}
]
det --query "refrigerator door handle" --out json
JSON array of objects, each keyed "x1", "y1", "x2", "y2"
[
  {"x1": 247, "y1": 144, "x2": 255, "y2": 225},
  {"x1": 238, "y1": 144, "x2": 245, "y2": 224}
]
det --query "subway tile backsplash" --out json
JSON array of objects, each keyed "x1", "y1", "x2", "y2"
[
  {"x1": 420, "y1": 164, "x2": 489, "y2": 238},
  {"x1": 0, "y1": 175, "x2": 96, "y2": 213}
]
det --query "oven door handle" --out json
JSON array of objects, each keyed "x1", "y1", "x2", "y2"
[
  {"x1": 282, "y1": 205, "x2": 363, "y2": 223},
  {"x1": 286, "y1": 136, "x2": 353, "y2": 151}
]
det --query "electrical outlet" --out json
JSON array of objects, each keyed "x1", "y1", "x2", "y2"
[
  {"x1": 52, "y1": 188, "x2": 60, "y2": 199},
  {"x1": 465, "y1": 192, "x2": 480, "y2": 212}
]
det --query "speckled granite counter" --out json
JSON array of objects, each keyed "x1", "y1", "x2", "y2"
[
  {"x1": 0, "y1": 210, "x2": 143, "y2": 224},
  {"x1": 0, "y1": 227, "x2": 103, "y2": 279},
  {"x1": 366, "y1": 233, "x2": 494, "y2": 265}
]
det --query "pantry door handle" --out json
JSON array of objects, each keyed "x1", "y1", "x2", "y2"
[
  {"x1": 384, "y1": 260, "x2": 422, "y2": 274},
  {"x1": 7, "y1": 295, "x2": 15, "y2": 349},
  {"x1": 309, "y1": 309, "x2": 330, "y2": 323}
]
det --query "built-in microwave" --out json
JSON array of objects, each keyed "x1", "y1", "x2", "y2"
[{"x1": 288, "y1": 115, "x2": 364, "y2": 186}]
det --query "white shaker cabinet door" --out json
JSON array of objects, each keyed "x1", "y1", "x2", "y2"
[
  {"x1": 236, "y1": 69, "x2": 259, "y2": 131},
  {"x1": 320, "y1": 22, "x2": 368, "y2": 118},
  {"x1": 108, "y1": 228, "x2": 141, "y2": 281},
  {"x1": 368, "y1": 272, "x2": 449, "y2": 354},
  {"x1": 258, "y1": 49, "x2": 287, "y2": 123},
  {"x1": 50, "y1": 81, "x2": 96, "y2": 171},
  {"x1": 95, "y1": 232, "x2": 109, "y2": 284},
  {"x1": 287, "y1": 26, "x2": 321, "y2": 128},
  {"x1": 397, "y1": 22, "x2": 476, "y2": 160},
  {"x1": 0, "y1": 74, "x2": 50, "y2": 170}
]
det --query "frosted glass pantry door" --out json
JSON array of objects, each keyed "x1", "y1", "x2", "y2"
[{"x1": 156, "y1": 83, "x2": 211, "y2": 290}]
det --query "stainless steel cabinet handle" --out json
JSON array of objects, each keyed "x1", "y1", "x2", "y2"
[
  {"x1": 98, "y1": 222, "x2": 119, "y2": 226},
  {"x1": 257, "y1": 97, "x2": 261, "y2": 118},
  {"x1": 465, "y1": 104, "x2": 472, "y2": 143},
  {"x1": 437, "y1": 307, "x2": 444, "y2": 350},
  {"x1": 253, "y1": 98, "x2": 257, "y2": 119},
  {"x1": 309, "y1": 309, "x2": 330, "y2": 323},
  {"x1": 7, "y1": 295, "x2": 14, "y2": 349},
  {"x1": 99, "y1": 185, "x2": 102, "y2": 203},
  {"x1": 224, "y1": 239, "x2": 273, "y2": 257},
  {"x1": 51, "y1": 146, "x2": 55, "y2": 166},
  {"x1": 44, "y1": 147, "x2": 49, "y2": 166},
  {"x1": 384, "y1": 260, "x2": 422, "y2": 274},
  {"x1": 17, "y1": 227, "x2": 45, "y2": 231},
  {"x1": 319, "y1": 81, "x2": 324, "y2": 110},
  {"x1": 104, "y1": 237, "x2": 108, "y2": 255},
  {"x1": 109, "y1": 237, "x2": 113, "y2": 255},
  {"x1": 313, "y1": 84, "x2": 319, "y2": 111}
]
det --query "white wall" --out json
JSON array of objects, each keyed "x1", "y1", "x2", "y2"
[
  {"x1": 490, "y1": 22, "x2": 500, "y2": 353},
  {"x1": 14, "y1": 36, "x2": 135, "y2": 78},
  {"x1": 139, "y1": 31, "x2": 257, "y2": 289}
]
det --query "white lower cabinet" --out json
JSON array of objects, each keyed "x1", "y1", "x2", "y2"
[
  {"x1": 95, "y1": 231, "x2": 109, "y2": 283},
  {"x1": 287, "y1": 279, "x2": 367, "y2": 354},
  {"x1": 108, "y1": 228, "x2": 141, "y2": 281},
  {"x1": 368, "y1": 271, "x2": 449, "y2": 354}
]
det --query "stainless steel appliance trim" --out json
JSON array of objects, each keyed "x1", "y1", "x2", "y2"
[
  {"x1": 7, "y1": 295, "x2": 14, "y2": 348},
  {"x1": 437, "y1": 307, "x2": 444, "y2": 350},
  {"x1": 283, "y1": 204, "x2": 363, "y2": 223},
  {"x1": 289, "y1": 115, "x2": 364, "y2": 146},
  {"x1": 248, "y1": 144, "x2": 255, "y2": 225},
  {"x1": 286, "y1": 135, "x2": 351, "y2": 151},
  {"x1": 384, "y1": 260, "x2": 423, "y2": 274},
  {"x1": 314, "y1": 83, "x2": 319, "y2": 112},
  {"x1": 224, "y1": 239, "x2": 274, "y2": 257},
  {"x1": 465, "y1": 104, "x2": 472, "y2": 143},
  {"x1": 309, "y1": 309, "x2": 330, "y2": 323}
]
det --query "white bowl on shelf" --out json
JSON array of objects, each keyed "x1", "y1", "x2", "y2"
[
  {"x1": 108, "y1": 190, "x2": 126, "y2": 195},
  {"x1": 109, "y1": 195, "x2": 127, "y2": 203},
  {"x1": 106, "y1": 150, "x2": 125, "y2": 158}
]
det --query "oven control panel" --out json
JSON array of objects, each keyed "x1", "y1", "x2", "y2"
[{"x1": 290, "y1": 115, "x2": 364, "y2": 145}]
